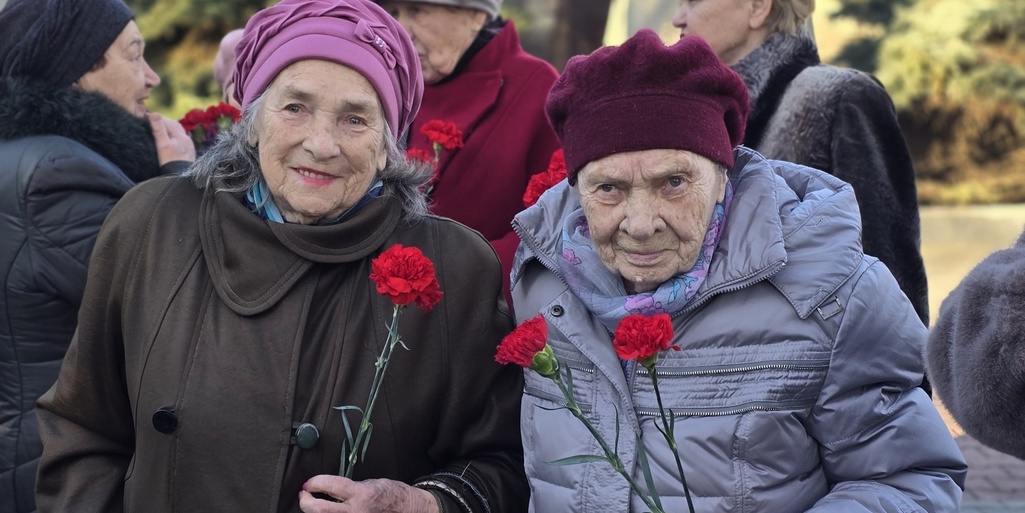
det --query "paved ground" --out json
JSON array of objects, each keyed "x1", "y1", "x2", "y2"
[
  {"x1": 922, "y1": 206, "x2": 1025, "y2": 512},
  {"x1": 956, "y1": 434, "x2": 1025, "y2": 512}
]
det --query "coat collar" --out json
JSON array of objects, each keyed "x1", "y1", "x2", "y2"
[
  {"x1": 409, "y1": 23, "x2": 522, "y2": 171},
  {"x1": 731, "y1": 32, "x2": 820, "y2": 148},
  {"x1": 0, "y1": 77, "x2": 162, "y2": 182},
  {"x1": 200, "y1": 189, "x2": 402, "y2": 315}
]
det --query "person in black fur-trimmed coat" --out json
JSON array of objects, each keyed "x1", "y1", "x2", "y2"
[
  {"x1": 672, "y1": 0, "x2": 930, "y2": 327},
  {"x1": 926, "y1": 228, "x2": 1025, "y2": 460},
  {"x1": 0, "y1": 1, "x2": 194, "y2": 512}
]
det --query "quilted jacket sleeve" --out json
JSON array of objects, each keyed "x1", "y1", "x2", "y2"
[
  {"x1": 23, "y1": 137, "x2": 135, "y2": 309},
  {"x1": 806, "y1": 260, "x2": 966, "y2": 512},
  {"x1": 926, "y1": 228, "x2": 1025, "y2": 460}
]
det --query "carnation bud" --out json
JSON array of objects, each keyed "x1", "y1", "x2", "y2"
[{"x1": 530, "y1": 345, "x2": 559, "y2": 378}]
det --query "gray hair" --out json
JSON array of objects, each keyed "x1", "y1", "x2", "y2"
[
  {"x1": 767, "y1": 0, "x2": 815, "y2": 35},
  {"x1": 183, "y1": 93, "x2": 433, "y2": 220}
]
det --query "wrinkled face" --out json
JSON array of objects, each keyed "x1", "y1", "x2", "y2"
[
  {"x1": 253, "y1": 60, "x2": 388, "y2": 225},
  {"x1": 672, "y1": 0, "x2": 770, "y2": 65},
  {"x1": 576, "y1": 149, "x2": 727, "y2": 294},
  {"x1": 76, "y1": 21, "x2": 160, "y2": 117},
  {"x1": 379, "y1": 1, "x2": 488, "y2": 85}
]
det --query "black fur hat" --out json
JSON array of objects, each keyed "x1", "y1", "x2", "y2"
[{"x1": 0, "y1": 0, "x2": 134, "y2": 88}]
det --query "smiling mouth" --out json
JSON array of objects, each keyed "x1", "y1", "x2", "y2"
[{"x1": 293, "y1": 167, "x2": 337, "y2": 183}]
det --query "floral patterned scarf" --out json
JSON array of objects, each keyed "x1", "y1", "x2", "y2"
[{"x1": 557, "y1": 182, "x2": 734, "y2": 333}]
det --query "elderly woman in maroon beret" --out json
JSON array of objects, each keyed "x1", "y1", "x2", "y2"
[
  {"x1": 34, "y1": 1, "x2": 526, "y2": 512},
  {"x1": 509, "y1": 30, "x2": 965, "y2": 512}
]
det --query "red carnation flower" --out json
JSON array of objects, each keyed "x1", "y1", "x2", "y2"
[
  {"x1": 495, "y1": 315, "x2": 558, "y2": 377},
  {"x1": 179, "y1": 109, "x2": 210, "y2": 133},
  {"x1": 421, "y1": 120, "x2": 464, "y2": 151},
  {"x1": 406, "y1": 147, "x2": 435, "y2": 164},
  {"x1": 369, "y1": 244, "x2": 443, "y2": 311},
  {"x1": 523, "y1": 149, "x2": 567, "y2": 207},
  {"x1": 179, "y1": 101, "x2": 241, "y2": 154},
  {"x1": 612, "y1": 314, "x2": 678, "y2": 366}
]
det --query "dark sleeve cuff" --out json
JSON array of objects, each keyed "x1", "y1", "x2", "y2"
[{"x1": 414, "y1": 478, "x2": 477, "y2": 513}]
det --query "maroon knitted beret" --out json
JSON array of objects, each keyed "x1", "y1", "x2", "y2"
[{"x1": 545, "y1": 30, "x2": 750, "y2": 183}]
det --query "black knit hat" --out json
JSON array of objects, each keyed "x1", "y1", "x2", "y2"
[{"x1": 0, "y1": 0, "x2": 135, "y2": 88}]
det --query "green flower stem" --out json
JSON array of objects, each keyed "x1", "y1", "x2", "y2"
[
  {"x1": 344, "y1": 304, "x2": 404, "y2": 478},
  {"x1": 551, "y1": 372, "x2": 665, "y2": 513},
  {"x1": 648, "y1": 366, "x2": 696, "y2": 513}
]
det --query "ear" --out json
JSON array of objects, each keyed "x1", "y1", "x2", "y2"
[
  {"x1": 376, "y1": 139, "x2": 388, "y2": 171},
  {"x1": 749, "y1": 0, "x2": 773, "y2": 30}
]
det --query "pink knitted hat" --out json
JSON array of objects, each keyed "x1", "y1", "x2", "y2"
[{"x1": 234, "y1": 0, "x2": 423, "y2": 138}]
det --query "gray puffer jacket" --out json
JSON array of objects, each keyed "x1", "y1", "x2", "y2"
[{"x1": 510, "y1": 148, "x2": 966, "y2": 512}]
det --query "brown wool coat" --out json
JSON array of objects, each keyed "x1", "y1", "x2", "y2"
[{"x1": 35, "y1": 176, "x2": 527, "y2": 512}]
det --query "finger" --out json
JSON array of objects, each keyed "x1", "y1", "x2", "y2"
[
  {"x1": 160, "y1": 115, "x2": 189, "y2": 139},
  {"x1": 303, "y1": 474, "x2": 358, "y2": 502},
  {"x1": 298, "y1": 489, "x2": 349, "y2": 513},
  {"x1": 147, "y1": 112, "x2": 167, "y2": 135}
]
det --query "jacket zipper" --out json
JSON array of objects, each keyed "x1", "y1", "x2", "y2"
[
  {"x1": 641, "y1": 359, "x2": 830, "y2": 378},
  {"x1": 635, "y1": 399, "x2": 815, "y2": 418}
]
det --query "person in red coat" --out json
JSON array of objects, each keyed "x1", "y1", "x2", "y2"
[{"x1": 378, "y1": 0, "x2": 561, "y2": 309}]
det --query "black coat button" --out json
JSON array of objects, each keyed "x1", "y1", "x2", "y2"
[
  {"x1": 295, "y1": 423, "x2": 320, "y2": 450},
  {"x1": 551, "y1": 305, "x2": 564, "y2": 317},
  {"x1": 152, "y1": 407, "x2": 178, "y2": 434}
]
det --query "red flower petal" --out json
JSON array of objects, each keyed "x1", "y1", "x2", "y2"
[
  {"x1": 495, "y1": 315, "x2": 548, "y2": 368},
  {"x1": 369, "y1": 244, "x2": 443, "y2": 311},
  {"x1": 420, "y1": 120, "x2": 464, "y2": 151},
  {"x1": 612, "y1": 314, "x2": 676, "y2": 362}
]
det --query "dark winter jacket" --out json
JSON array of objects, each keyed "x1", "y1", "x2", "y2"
[
  {"x1": 732, "y1": 32, "x2": 929, "y2": 325},
  {"x1": 35, "y1": 176, "x2": 527, "y2": 512},
  {"x1": 0, "y1": 77, "x2": 170, "y2": 513},
  {"x1": 926, "y1": 227, "x2": 1025, "y2": 460}
]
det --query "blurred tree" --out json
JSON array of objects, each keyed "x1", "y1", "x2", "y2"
[
  {"x1": 830, "y1": 0, "x2": 913, "y2": 72},
  {"x1": 134, "y1": 0, "x2": 610, "y2": 116},
  {"x1": 505, "y1": 0, "x2": 610, "y2": 70},
  {"x1": 876, "y1": 0, "x2": 1025, "y2": 204},
  {"x1": 128, "y1": 0, "x2": 272, "y2": 116}
]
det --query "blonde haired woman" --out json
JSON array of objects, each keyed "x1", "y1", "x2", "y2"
[{"x1": 673, "y1": 0, "x2": 930, "y2": 329}]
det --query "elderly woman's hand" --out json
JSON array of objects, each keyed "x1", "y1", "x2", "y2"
[
  {"x1": 147, "y1": 112, "x2": 197, "y2": 165},
  {"x1": 298, "y1": 475, "x2": 440, "y2": 513}
]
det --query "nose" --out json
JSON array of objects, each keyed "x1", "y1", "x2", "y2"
[
  {"x1": 143, "y1": 59, "x2": 160, "y2": 89},
  {"x1": 301, "y1": 115, "x2": 342, "y2": 161},
  {"x1": 619, "y1": 198, "x2": 665, "y2": 240},
  {"x1": 672, "y1": 4, "x2": 686, "y2": 29}
]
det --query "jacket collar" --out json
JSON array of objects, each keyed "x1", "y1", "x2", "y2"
[
  {"x1": 512, "y1": 147, "x2": 863, "y2": 319},
  {"x1": 0, "y1": 77, "x2": 162, "y2": 183},
  {"x1": 411, "y1": 22, "x2": 522, "y2": 171},
  {"x1": 731, "y1": 32, "x2": 820, "y2": 148},
  {"x1": 200, "y1": 189, "x2": 402, "y2": 315}
]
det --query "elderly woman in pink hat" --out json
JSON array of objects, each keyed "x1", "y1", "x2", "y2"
[
  {"x1": 510, "y1": 30, "x2": 965, "y2": 512},
  {"x1": 34, "y1": 1, "x2": 526, "y2": 512}
]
